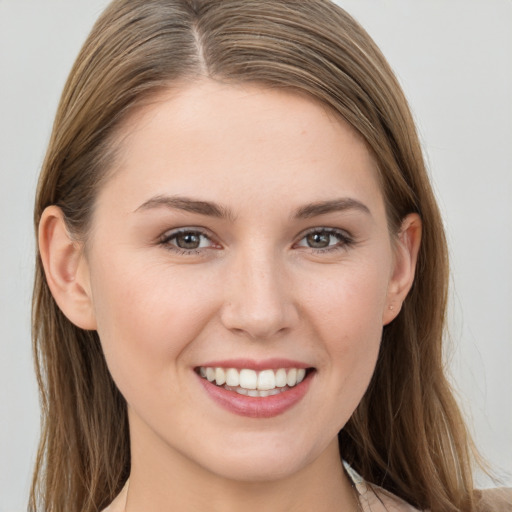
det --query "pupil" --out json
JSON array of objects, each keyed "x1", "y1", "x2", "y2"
[
  {"x1": 307, "y1": 232, "x2": 330, "y2": 248},
  {"x1": 177, "y1": 232, "x2": 200, "y2": 249}
]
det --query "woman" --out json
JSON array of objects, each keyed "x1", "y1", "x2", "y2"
[{"x1": 30, "y1": 1, "x2": 509, "y2": 511}]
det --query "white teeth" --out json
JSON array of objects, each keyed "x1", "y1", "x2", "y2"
[
  {"x1": 215, "y1": 367, "x2": 226, "y2": 386},
  {"x1": 199, "y1": 366, "x2": 309, "y2": 393},
  {"x1": 275, "y1": 368, "x2": 287, "y2": 388},
  {"x1": 226, "y1": 386, "x2": 290, "y2": 397},
  {"x1": 286, "y1": 368, "x2": 297, "y2": 387},
  {"x1": 225, "y1": 368, "x2": 240, "y2": 387},
  {"x1": 239, "y1": 369, "x2": 257, "y2": 390},
  {"x1": 257, "y1": 369, "x2": 275, "y2": 390}
]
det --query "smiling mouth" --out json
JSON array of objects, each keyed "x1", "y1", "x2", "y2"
[{"x1": 196, "y1": 366, "x2": 312, "y2": 398}]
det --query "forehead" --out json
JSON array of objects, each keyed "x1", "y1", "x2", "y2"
[{"x1": 99, "y1": 80, "x2": 384, "y2": 218}]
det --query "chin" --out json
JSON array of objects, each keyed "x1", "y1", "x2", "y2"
[
  {"x1": 193, "y1": 431, "x2": 323, "y2": 483},
  {"x1": 205, "y1": 453, "x2": 310, "y2": 483}
]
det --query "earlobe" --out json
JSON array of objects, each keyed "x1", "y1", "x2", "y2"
[
  {"x1": 38, "y1": 206, "x2": 97, "y2": 330},
  {"x1": 382, "y1": 213, "x2": 422, "y2": 325}
]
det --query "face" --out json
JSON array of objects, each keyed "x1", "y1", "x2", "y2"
[{"x1": 79, "y1": 81, "x2": 411, "y2": 482}]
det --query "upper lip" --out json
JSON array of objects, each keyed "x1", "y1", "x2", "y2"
[{"x1": 196, "y1": 358, "x2": 312, "y2": 371}]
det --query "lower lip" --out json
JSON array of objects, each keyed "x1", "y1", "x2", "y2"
[{"x1": 198, "y1": 372, "x2": 313, "y2": 418}]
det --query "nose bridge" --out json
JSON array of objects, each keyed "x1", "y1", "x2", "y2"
[{"x1": 221, "y1": 242, "x2": 297, "y2": 339}]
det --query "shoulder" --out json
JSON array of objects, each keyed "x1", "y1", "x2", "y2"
[
  {"x1": 344, "y1": 461, "x2": 512, "y2": 511},
  {"x1": 365, "y1": 485, "x2": 512, "y2": 512},
  {"x1": 363, "y1": 483, "x2": 422, "y2": 511},
  {"x1": 475, "y1": 487, "x2": 512, "y2": 512}
]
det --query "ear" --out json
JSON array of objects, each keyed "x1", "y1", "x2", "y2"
[
  {"x1": 382, "y1": 213, "x2": 422, "y2": 325},
  {"x1": 38, "y1": 206, "x2": 97, "y2": 330}
]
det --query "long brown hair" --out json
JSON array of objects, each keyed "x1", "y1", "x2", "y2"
[{"x1": 31, "y1": 1, "x2": 477, "y2": 510}]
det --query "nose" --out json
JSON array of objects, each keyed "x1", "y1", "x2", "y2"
[{"x1": 220, "y1": 247, "x2": 299, "y2": 340}]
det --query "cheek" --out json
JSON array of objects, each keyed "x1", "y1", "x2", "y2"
[
  {"x1": 300, "y1": 261, "x2": 388, "y2": 391},
  {"x1": 303, "y1": 260, "x2": 389, "y2": 342},
  {"x1": 88, "y1": 252, "x2": 219, "y2": 386}
]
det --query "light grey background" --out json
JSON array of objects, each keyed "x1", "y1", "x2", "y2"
[{"x1": 1, "y1": 1, "x2": 510, "y2": 510}]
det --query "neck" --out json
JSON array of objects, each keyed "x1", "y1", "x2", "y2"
[{"x1": 125, "y1": 431, "x2": 358, "y2": 512}]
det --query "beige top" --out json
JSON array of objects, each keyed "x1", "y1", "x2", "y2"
[
  {"x1": 102, "y1": 466, "x2": 512, "y2": 512},
  {"x1": 346, "y1": 462, "x2": 512, "y2": 512},
  {"x1": 101, "y1": 479, "x2": 418, "y2": 512},
  {"x1": 475, "y1": 487, "x2": 512, "y2": 512},
  {"x1": 346, "y1": 463, "x2": 512, "y2": 511},
  {"x1": 343, "y1": 462, "x2": 420, "y2": 511}
]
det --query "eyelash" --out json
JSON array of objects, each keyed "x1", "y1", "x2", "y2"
[{"x1": 158, "y1": 227, "x2": 354, "y2": 255}]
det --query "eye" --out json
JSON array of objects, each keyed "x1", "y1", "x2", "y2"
[
  {"x1": 295, "y1": 228, "x2": 353, "y2": 251},
  {"x1": 160, "y1": 229, "x2": 217, "y2": 253}
]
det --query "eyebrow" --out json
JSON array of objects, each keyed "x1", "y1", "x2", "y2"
[
  {"x1": 294, "y1": 198, "x2": 371, "y2": 219},
  {"x1": 135, "y1": 195, "x2": 236, "y2": 221},
  {"x1": 135, "y1": 195, "x2": 370, "y2": 221}
]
